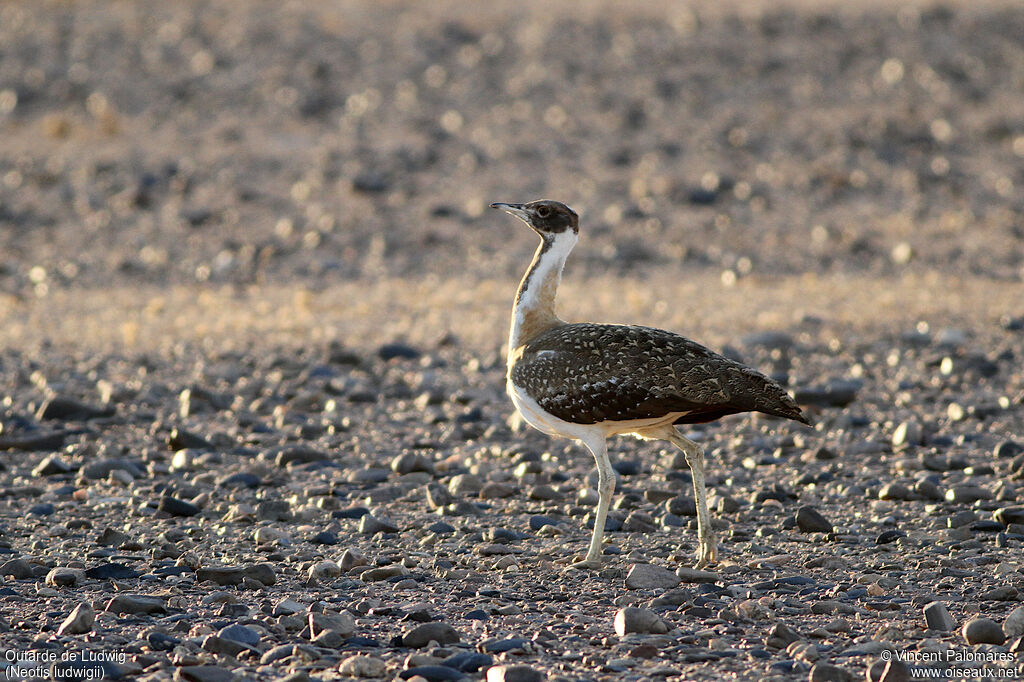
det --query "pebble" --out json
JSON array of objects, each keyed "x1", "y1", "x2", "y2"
[
  {"x1": 765, "y1": 623, "x2": 802, "y2": 649},
  {"x1": 359, "y1": 515, "x2": 400, "y2": 535},
  {"x1": 614, "y1": 607, "x2": 669, "y2": 635},
  {"x1": 46, "y1": 567, "x2": 85, "y2": 587},
  {"x1": 338, "y1": 655, "x2": 387, "y2": 678},
  {"x1": 1, "y1": 558, "x2": 36, "y2": 579},
  {"x1": 308, "y1": 560, "x2": 342, "y2": 581},
  {"x1": 795, "y1": 505, "x2": 833, "y2": 533},
  {"x1": 945, "y1": 485, "x2": 992, "y2": 504},
  {"x1": 675, "y1": 566, "x2": 721, "y2": 583},
  {"x1": 401, "y1": 622, "x2": 461, "y2": 648},
  {"x1": 158, "y1": 495, "x2": 201, "y2": 517},
  {"x1": 36, "y1": 395, "x2": 113, "y2": 420},
  {"x1": 922, "y1": 602, "x2": 955, "y2": 631},
  {"x1": 56, "y1": 601, "x2": 95, "y2": 635},
  {"x1": 486, "y1": 665, "x2": 544, "y2": 682},
  {"x1": 399, "y1": 665, "x2": 466, "y2": 681},
  {"x1": 173, "y1": 665, "x2": 237, "y2": 682},
  {"x1": 32, "y1": 454, "x2": 74, "y2": 476},
  {"x1": 106, "y1": 594, "x2": 167, "y2": 614},
  {"x1": 1004, "y1": 606, "x2": 1024, "y2": 639},
  {"x1": 891, "y1": 421, "x2": 922, "y2": 449},
  {"x1": 962, "y1": 617, "x2": 1005, "y2": 645},
  {"x1": 994, "y1": 506, "x2": 1024, "y2": 526},
  {"x1": 625, "y1": 563, "x2": 680, "y2": 590}
]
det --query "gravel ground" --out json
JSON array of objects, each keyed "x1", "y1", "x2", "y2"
[{"x1": 1, "y1": 1, "x2": 1024, "y2": 681}]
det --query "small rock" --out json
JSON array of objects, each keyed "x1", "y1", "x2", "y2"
[
  {"x1": 85, "y1": 562, "x2": 141, "y2": 580},
  {"x1": 994, "y1": 506, "x2": 1024, "y2": 526},
  {"x1": 360, "y1": 565, "x2": 408, "y2": 582},
  {"x1": 981, "y1": 586, "x2": 1019, "y2": 601},
  {"x1": 57, "y1": 602, "x2": 95, "y2": 636},
  {"x1": 945, "y1": 485, "x2": 992, "y2": 504},
  {"x1": 340, "y1": 548, "x2": 369, "y2": 572},
  {"x1": 876, "y1": 659, "x2": 910, "y2": 682},
  {"x1": 963, "y1": 617, "x2": 1005, "y2": 645},
  {"x1": 878, "y1": 483, "x2": 914, "y2": 501},
  {"x1": 426, "y1": 483, "x2": 454, "y2": 509},
  {"x1": 486, "y1": 665, "x2": 544, "y2": 682},
  {"x1": 765, "y1": 623, "x2": 802, "y2": 649},
  {"x1": 796, "y1": 506, "x2": 833, "y2": 533},
  {"x1": 809, "y1": 663, "x2": 853, "y2": 682},
  {"x1": 1, "y1": 558, "x2": 35, "y2": 579},
  {"x1": 359, "y1": 515, "x2": 400, "y2": 535},
  {"x1": 448, "y1": 474, "x2": 483, "y2": 496},
  {"x1": 218, "y1": 624, "x2": 261, "y2": 647},
  {"x1": 613, "y1": 607, "x2": 668, "y2": 635},
  {"x1": 675, "y1": 566, "x2": 721, "y2": 583},
  {"x1": 1004, "y1": 606, "x2": 1024, "y2": 639},
  {"x1": 400, "y1": 665, "x2": 466, "y2": 681},
  {"x1": 158, "y1": 495, "x2": 201, "y2": 517},
  {"x1": 338, "y1": 655, "x2": 387, "y2": 678},
  {"x1": 105, "y1": 594, "x2": 167, "y2": 614},
  {"x1": 173, "y1": 665, "x2": 236, "y2": 682},
  {"x1": 32, "y1": 455, "x2": 74, "y2": 476},
  {"x1": 36, "y1": 395, "x2": 113, "y2": 421},
  {"x1": 402, "y1": 622, "x2": 461, "y2": 648},
  {"x1": 891, "y1": 421, "x2": 922, "y2": 449},
  {"x1": 922, "y1": 602, "x2": 955, "y2": 631},
  {"x1": 625, "y1": 563, "x2": 680, "y2": 590},
  {"x1": 995, "y1": 441, "x2": 1024, "y2": 459},
  {"x1": 46, "y1": 567, "x2": 84, "y2": 587},
  {"x1": 392, "y1": 452, "x2": 434, "y2": 475},
  {"x1": 666, "y1": 495, "x2": 697, "y2": 516},
  {"x1": 308, "y1": 560, "x2": 341, "y2": 581}
]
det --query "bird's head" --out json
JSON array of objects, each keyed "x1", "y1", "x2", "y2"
[{"x1": 490, "y1": 200, "x2": 579, "y2": 238}]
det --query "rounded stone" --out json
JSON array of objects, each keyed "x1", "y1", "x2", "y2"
[{"x1": 962, "y1": 617, "x2": 1005, "y2": 645}]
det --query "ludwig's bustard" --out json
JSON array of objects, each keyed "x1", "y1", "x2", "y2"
[{"x1": 492, "y1": 199, "x2": 810, "y2": 569}]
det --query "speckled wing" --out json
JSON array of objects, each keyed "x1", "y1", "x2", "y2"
[{"x1": 510, "y1": 323, "x2": 809, "y2": 426}]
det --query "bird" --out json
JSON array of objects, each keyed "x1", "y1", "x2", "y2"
[{"x1": 491, "y1": 199, "x2": 810, "y2": 570}]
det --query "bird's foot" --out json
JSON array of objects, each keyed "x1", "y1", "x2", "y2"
[
  {"x1": 566, "y1": 557, "x2": 603, "y2": 571},
  {"x1": 694, "y1": 541, "x2": 719, "y2": 569}
]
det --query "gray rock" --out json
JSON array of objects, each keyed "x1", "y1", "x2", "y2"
[
  {"x1": 878, "y1": 483, "x2": 914, "y2": 501},
  {"x1": 923, "y1": 601, "x2": 955, "y2": 631},
  {"x1": 963, "y1": 617, "x2": 1005, "y2": 645},
  {"x1": 448, "y1": 473, "x2": 484, "y2": 496},
  {"x1": 980, "y1": 586, "x2": 1018, "y2": 601},
  {"x1": 338, "y1": 655, "x2": 387, "y2": 678},
  {"x1": 877, "y1": 658, "x2": 911, "y2": 682},
  {"x1": 46, "y1": 567, "x2": 85, "y2": 587},
  {"x1": 946, "y1": 485, "x2": 992, "y2": 504},
  {"x1": 173, "y1": 665, "x2": 237, "y2": 682},
  {"x1": 995, "y1": 506, "x2": 1024, "y2": 526},
  {"x1": 796, "y1": 505, "x2": 833, "y2": 533},
  {"x1": 402, "y1": 622, "x2": 461, "y2": 648},
  {"x1": 1, "y1": 558, "x2": 36, "y2": 579},
  {"x1": 196, "y1": 566, "x2": 245, "y2": 586},
  {"x1": 33, "y1": 454, "x2": 74, "y2": 476},
  {"x1": 613, "y1": 607, "x2": 668, "y2": 635},
  {"x1": 891, "y1": 421, "x2": 922, "y2": 449},
  {"x1": 202, "y1": 635, "x2": 250, "y2": 657},
  {"x1": 625, "y1": 563, "x2": 680, "y2": 590},
  {"x1": 80, "y1": 458, "x2": 144, "y2": 480},
  {"x1": 243, "y1": 563, "x2": 277, "y2": 585},
  {"x1": 765, "y1": 623, "x2": 802, "y2": 649},
  {"x1": 218, "y1": 623, "x2": 261, "y2": 647},
  {"x1": 1004, "y1": 605, "x2": 1024, "y2": 639},
  {"x1": 426, "y1": 483, "x2": 454, "y2": 509},
  {"x1": 106, "y1": 594, "x2": 167, "y2": 615},
  {"x1": 36, "y1": 395, "x2": 113, "y2": 421},
  {"x1": 486, "y1": 665, "x2": 544, "y2": 682},
  {"x1": 310, "y1": 610, "x2": 356, "y2": 637},
  {"x1": 675, "y1": 566, "x2": 721, "y2": 583},
  {"x1": 809, "y1": 663, "x2": 853, "y2": 682},
  {"x1": 57, "y1": 602, "x2": 95, "y2": 636},
  {"x1": 340, "y1": 548, "x2": 369, "y2": 572},
  {"x1": 392, "y1": 452, "x2": 434, "y2": 475},
  {"x1": 360, "y1": 565, "x2": 408, "y2": 582},
  {"x1": 666, "y1": 495, "x2": 697, "y2": 516},
  {"x1": 308, "y1": 560, "x2": 341, "y2": 581},
  {"x1": 359, "y1": 515, "x2": 400, "y2": 535},
  {"x1": 275, "y1": 446, "x2": 329, "y2": 467},
  {"x1": 158, "y1": 495, "x2": 201, "y2": 517}
]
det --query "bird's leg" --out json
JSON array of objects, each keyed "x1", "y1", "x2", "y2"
[
  {"x1": 667, "y1": 429, "x2": 718, "y2": 568},
  {"x1": 569, "y1": 434, "x2": 613, "y2": 570}
]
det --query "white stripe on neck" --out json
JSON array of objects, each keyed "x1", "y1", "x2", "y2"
[{"x1": 509, "y1": 229, "x2": 577, "y2": 351}]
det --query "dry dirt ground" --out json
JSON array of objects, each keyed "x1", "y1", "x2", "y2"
[{"x1": 1, "y1": 1, "x2": 1023, "y2": 681}]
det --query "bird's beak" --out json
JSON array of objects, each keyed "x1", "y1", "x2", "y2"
[{"x1": 489, "y1": 202, "x2": 529, "y2": 222}]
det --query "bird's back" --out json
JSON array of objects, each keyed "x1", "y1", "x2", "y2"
[{"x1": 509, "y1": 323, "x2": 809, "y2": 426}]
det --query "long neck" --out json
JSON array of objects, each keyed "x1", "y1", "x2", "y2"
[{"x1": 508, "y1": 230, "x2": 577, "y2": 353}]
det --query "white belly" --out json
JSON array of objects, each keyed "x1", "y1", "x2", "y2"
[{"x1": 507, "y1": 379, "x2": 686, "y2": 440}]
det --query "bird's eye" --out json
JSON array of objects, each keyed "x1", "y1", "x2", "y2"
[{"x1": 536, "y1": 206, "x2": 551, "y2": 218}]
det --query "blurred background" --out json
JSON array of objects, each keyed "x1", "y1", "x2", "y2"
[{"x1": 0, "y1": 0, "x2": 1021, "y2": 353}]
